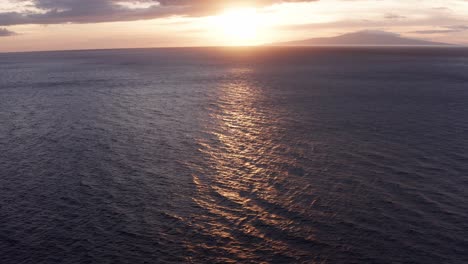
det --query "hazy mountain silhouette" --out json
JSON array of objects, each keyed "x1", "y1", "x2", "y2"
[{"x1": 271, "y1": 30, "x2": 451, "y2": 46}]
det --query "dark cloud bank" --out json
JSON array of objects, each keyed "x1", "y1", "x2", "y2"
[{"x1": 0, "y1": 0, "x2": 311, "y2": 26}]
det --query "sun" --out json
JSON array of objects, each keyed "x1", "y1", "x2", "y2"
[{"x1": 212, "y1": 8, "x2": 260, "y2": 46}]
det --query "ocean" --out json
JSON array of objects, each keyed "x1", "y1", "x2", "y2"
[{"x1": 1, "y1": 47, "x2": 467, "y2": 263}]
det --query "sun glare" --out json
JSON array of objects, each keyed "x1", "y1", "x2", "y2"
[{"x1": 212, "y1": 8, "x2": 260, "y2": 46}]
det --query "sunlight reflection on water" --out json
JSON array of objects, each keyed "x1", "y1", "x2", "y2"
[{"x1": 185, "y1": 67, "x2": 323, "y2": 263}]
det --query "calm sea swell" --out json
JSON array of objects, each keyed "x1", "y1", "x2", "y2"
[{"x1": 1, "y1": 47, "x2": 467, "y2": 263}]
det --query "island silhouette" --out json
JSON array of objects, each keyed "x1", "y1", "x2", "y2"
[{"x1": 271, "y1": 30, "x2": 451, "y2": 46}]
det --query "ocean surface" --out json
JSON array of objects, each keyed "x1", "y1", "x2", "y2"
[{"x1": 1, "y1": 47, "x2": 467, "y2": 264}]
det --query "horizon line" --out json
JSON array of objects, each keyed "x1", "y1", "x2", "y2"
[{"x1": 1, "y1": 44, "x2": 468, "y2": 55}]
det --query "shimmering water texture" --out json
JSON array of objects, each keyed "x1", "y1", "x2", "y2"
[{"x1": 1, "y1": 47, "x2": 468, "y2": 263}]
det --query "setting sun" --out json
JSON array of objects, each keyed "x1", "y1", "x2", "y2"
[{"x1": 212, "y1": 8, "x2": 261, "y2": 46}]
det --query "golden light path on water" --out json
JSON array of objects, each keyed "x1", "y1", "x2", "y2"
[{"x1": 184, "y1": 67, "x2": 327, "y2": 263}]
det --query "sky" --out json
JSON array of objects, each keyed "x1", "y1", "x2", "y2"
[{"x1": 1, "y1": 0, "x2": 468, "y2": 52}]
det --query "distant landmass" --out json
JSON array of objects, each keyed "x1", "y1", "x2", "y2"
[{"x1": 271, "y1": 30, "x2": 451, "y2": 46}]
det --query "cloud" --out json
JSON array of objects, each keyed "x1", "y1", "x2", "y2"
[
  {"x1": 411, "y1": 29, "x2": 460, "y2": 34},
  {"x1": 0, "y1": 27, "x2": 15, "y2": 36},
  {"x1": 447, "y1": 25, "x2": 468, "y2": 31},
  {"x1": 384, "y1": 13, "x2": 406, "y2": 20},
  {"x1": 0, "y1": 0, "x2": 311, "y2": 26},
  {"x1": 411, "y1": 25, "x2": 468, "y2": 34}
]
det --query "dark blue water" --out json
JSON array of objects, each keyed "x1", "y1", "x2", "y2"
[{"x1": 1, "y1": 47, "x2": 468, "y2": 264}]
